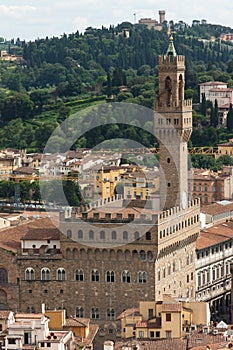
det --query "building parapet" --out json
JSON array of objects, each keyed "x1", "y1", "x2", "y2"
[
  {"x1": 158, "y1": 198, "x2": 200, "y2": 222},
  {"x1": 158, "y1": 54, "x2": 185, "y2": 65}
]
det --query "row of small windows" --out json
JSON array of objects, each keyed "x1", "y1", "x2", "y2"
[
  {"x1": 197, "y1": 242, "x2": 232, "y2": 259},
  {"x1": 25, "y1": 268, "x2": 148, "y2": 283},
  {"x1": 67, "y1": 230, "x2": 151, "y2": 241},
  {"x1": 159, "y1": 216, "x2": 199, "y2": 239},
  {"x1": 76, "y1": 307, "x2": 115, "y2": 320},
  {"x1": 157, "y1": 256, "x2": 193, "y2": 281},
  {"x1": 157, "y1": 118, "x2": 190, "y2": 126},
  {"x1": 197, "y1": 261, "x2": 232, "y2": 287},
  {"x1": 66, "y1": 248, "x2": 154, "y2": 262}
]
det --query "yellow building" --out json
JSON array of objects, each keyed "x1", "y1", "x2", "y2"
[
  {"x1": 94, "y1": 165, "x2": 159, "y2": 200},
  {"x1": 94, "y1": 165, "x2": 137, "y2": 199},
  {"x1": 217, "y1": 139, "x2": 233, "y2": 159},
  {"x1": 118, "y1": 295, "x2": 210, "y2": 340},
  {"x1": 45, "y1": 310, "x2": 98, "y2": 346},
  {"x1": 123, "y1": 171, "x2": 159, "y2": 200}
]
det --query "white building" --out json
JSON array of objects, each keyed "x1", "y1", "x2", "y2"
[
  {"x1": 4, "y1": 313, "x2": 49, "y2": 350},
  {"x1": 196, "y1": 221, "x2": 233, "y2": 322}
]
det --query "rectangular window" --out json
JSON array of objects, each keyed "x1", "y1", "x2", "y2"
[
  {"x1": 148, "y1": 309, "x2": 153, "y2": 319},
  {"x1": 139, "y1": 331, "x2": 144, "y2": 338},
  {"x1": 166, "y1": 331, "x2": 172, "y2": 338},
  {"x1": 166, "y1": 313, "x2": 171, "y2": 322},
  {"x1": 150, "y1": 331, "x2": 155, "y2": 338},
  {"x1": 24, "y1": 332, "x2": 32, "y2": 345},
  {"x1": 156, "y1": 331, "x2": 160, "y2": 338}
]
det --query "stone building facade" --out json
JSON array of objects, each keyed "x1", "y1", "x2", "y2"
[{"x1": 15, "y1": 35, "x2": 201, "y2": 344}]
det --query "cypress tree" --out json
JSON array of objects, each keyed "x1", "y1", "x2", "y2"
[
  {"x1": 227, "y1": 103, "x2": 233, "y2": 132},
  {"x1": 201, "y1": 93, "x2": 207, "y2": 116}
]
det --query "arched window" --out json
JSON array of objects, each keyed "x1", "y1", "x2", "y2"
[
  {"x1": 90, "y1": 307, "x2": 99, "y2": 319},
  {"x1": 167, "y1": 264, "x2": 171, "y2": 275},
  {"x1": 123, "y1": 231, "x2": 128, "y2": 240},
  {"x1": 67, "y1": 229, "x2": 72, "y2": 239},
  {"x1": 76, "y1": 306, "x2": 84, "y2": 318},
  {"x1": 41, "y1": 268, "x2": 50, "y2": 281},
  {"x1": 148, "y1": 251, "x2": 154, "y2": 262},
  {"x1": 157, "y1": 269, "x2": 161, "y2": 281},
  {"x1": 165, "y1": 76, "x2": 172, "y2": 106},
  {"x1": 0, "y1": 268, "x2": 8, "y2": 284},
  {"x1": 106, "y1": 271, "x2": 115, "y2": 282},
  {"x1": 78, "y1": 230, "x2": 83, "y2": 239},
  {"x1": 179, "y1": 74, "x2": 183, "y2": 101},
  {"x1": 25, "y1": 268, "x2": 35, "y2": 281},
  {"x1": 75, "y1": 269, "x2": 84, "y2": 281},
  {"x1": 122, "y1": 270, "x2": 131, "y2": 283},
  {"x1": 140, "y1": 250, "x2": 146, "y2": 261},
  {"x1": 89, "y1": 230, "x2": 94, "y2": 240},
  {"x1": 111, "y1": 231, "x2": 117, "y2": 240},
  {"x1": 138, "y1": 271, "x2": 147, "y2": 283},
  {"x1": 146, "y1": 232, "x2": 151, "y2": 240},
  {"x1": 106, "y1": 308, "x2": 115, "y2": 320},
  {"x1": 57, "y1": 268, "x2": 66, "y2": 281},
  {"x1": 134, "y1": 232, "x2": 140, "y2": 240},
  {"x1": 100, "y1": 230, "x2": 105, "y2": 240},
  {"x1": 91, "y1": 269, "x2": 100, "y2": 282}
]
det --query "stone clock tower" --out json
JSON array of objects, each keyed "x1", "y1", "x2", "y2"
[{"x1": 154, "y1": 29, "x2": 192, "y2": 210}]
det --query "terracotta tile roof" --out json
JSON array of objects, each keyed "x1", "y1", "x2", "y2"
[
  {"x1": 115, "y1": 332, "x2": 226, "y2": 349},
  {"x1": 199, "y1": 81, "x2": 226, "y2": 86},
  {"x1": 74, "y1": 324, "x2": 99, "y2": 347},
  {"x1": 0, "y1": 217, "x2": 58, "y2": 252},
  {"x1": 116, "y1": 308, "x2": 140, "y2": 320},
  {"x1": 23, "y1": 228, "x2": 60, "y2": 241},
  {"x1": 0, "y1": 310, "x2": 12, "y2": 319},
  {"x1": 65, "y1": 317, "x2": 88, "y2": 327},
  {"x1": 197, "y1": 222, "x2": 233, "y2": 249},
  {"x1": 201, "y1": 202, "x2": 233, "y2": 216},
  {"x1": 161, "y1": 303, "x2": 182, "y2": 312}
]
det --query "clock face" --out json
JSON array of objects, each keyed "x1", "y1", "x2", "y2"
[{"x1": 182, "y1": 191, "x2": 187, "y2": 210}]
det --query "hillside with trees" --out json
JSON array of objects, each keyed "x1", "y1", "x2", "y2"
[{"x1": 0, "y1": 21, "x2": 233, "y2": 151}]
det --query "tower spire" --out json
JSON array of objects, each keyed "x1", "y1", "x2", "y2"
[{"x1": 165, "y1": 26, "x2": 177, "y2": 57}]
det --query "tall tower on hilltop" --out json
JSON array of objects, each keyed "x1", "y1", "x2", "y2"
[
  {"x1": 159, "y1": 10, "x2": 166, "y2": 24},
  {"x1": 154, "y1": 29, "x2": 192, "y2": 211}
]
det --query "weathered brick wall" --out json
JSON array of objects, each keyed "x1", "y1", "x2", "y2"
[{"x1": 0, "y1": 247, "x2": 19, "y2": 311}]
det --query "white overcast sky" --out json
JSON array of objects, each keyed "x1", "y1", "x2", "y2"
[{"x1": 1, "y1": 0, "x2": 233, "y2": 41}]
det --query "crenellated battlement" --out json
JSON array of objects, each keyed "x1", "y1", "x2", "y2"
[
  {"x1": 158, "y1": 198, "x2": 200, "y2": 222},
  {"x1": 158, "y1": 54, "x2": 185, "y2": 65}
]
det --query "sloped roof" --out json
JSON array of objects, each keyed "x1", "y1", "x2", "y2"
[
  {"x1": 22, "y1": 228, "x2": 60, "y2": 241},
  {"x1": 116, "y1": 308, "x2": 140, "y2": 320},
  {"x1": 197, "y1": 222, "x2": 233, "y2": 249}
]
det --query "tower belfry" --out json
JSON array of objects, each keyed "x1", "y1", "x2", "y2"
[{"x1": 154, "y1": 29, "x2": 192, "y2": 210}]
